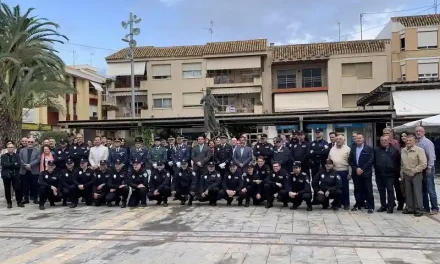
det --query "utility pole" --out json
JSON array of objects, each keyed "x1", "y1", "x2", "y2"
[
  {"x1": 360, "y1": 13, "x2": 364, "y2": 40},
  {"x1": 435, "y1": 0, "x2": 438, "y2": 14},
  {"x1": 122, "y1": 12, "x2": 141, "y2": 118},
  {"x1": 337, "y1": 22, "x2": 341, "y2": 41}
]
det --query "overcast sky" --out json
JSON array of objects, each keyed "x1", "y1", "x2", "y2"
[{"x1": 4, "y1": 0, "x2": 437, "y2": 72}]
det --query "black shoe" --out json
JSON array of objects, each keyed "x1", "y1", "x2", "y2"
[
  {"x1": 387, "y1": 207, "x2": 394, "y2": 214},
  {"x1": 283, "y1": 202, "x2": 288, "y2": 208},
  {"x1": 397, "y1": 203, "x2": 404, "y2": 211},
  {"x1": 121, "y1": 202, "x2": 127, "y2": 208},
  {"x1": 414, "y1": 212, "x2": 423, "y2": 217},
  {"x1": 226, "y1": 200, "x2": 232, "y2": 206},
  {"x1": 23, "y1": 200, "x2": 29, "y2": 204},
  {"x1": 39, "y1": 205, "x2": 45, "y2": 210},
  {"x1": 62, "y1": 202, "x2": 67, "y2": 206},
  {"x1": 188, "y1": 200, "x2": 193, "y2": 206},
  {"x1": 163, "y1": 201, "x2": 168, "y2": 207},
  {"x1": 211, "y1": 202, "x2": 217, "y2": 206},
  {"x1": 50, "y1": 202, "x2": 55, "y2": 207},
  {"x1": 115, "y1": 201, "x2": 120, "y2": 206},
  {"x1": 376, "y1": 206, "x2": 387, "y2": 212},
  {"x1": 290, "y1": 205, "x2": 298, "y2": 210},
  {"x1": 333, "y1": 207, "x2": 339, "y2": 211},
  {"x1": 107, "y1": 202, "x2": 112, "y2": 207},
  {"x1": 7, "y1": 203, "x2": 12, "y2": 209},
  {"x1": 307, "y1": 206, "x2": 313, "y2": 211},
  {"x1": 17, "y1": 203, "x2": 24, "y2": 208},
  {"x1": 70, "y1": 203, "x2": 77, "y2": 208},
  {"x1": 368, "y1": 209, "x2": 374, "y2": 214},
  {"x1": 311, "y1": 200, "x2": 320, "y2": 205},
  {"x1": 244, "y1": 202, "x2": 250, "y2": 207},
  {"x1": 265, "y1": 202, "x2": 273, "y2": 208},
  {"x1": 238, "y1": 201, "x2": 243, "y2": 206},
  {"x1": 323, "y1": 205, "x2": 328, "y2": 210},
  {"x1": 141, "y1": 203, "x2": 147, "y2": 207},
  {"x1": 364, "y1": 204, "x2": 370, "y2": 210},
  {"x1": 402, "y1": 209, "x2": 414, "y2": 214},
  {"x1": 344, "y1": 206, "x2": 350, "y2": 210},
  {"x1": 351, "y1": 207, "x2": 360, "y2": 211},
  {"x1": 33, "y1": 199, "x2": 39, "y2": 204},
  {"x1": 81, "y1": 198, "x2": 85, "y2": 203},
  {"x1": 180, "y1": 200, "x2": 185, "y2": 205},
  {"x1": 95, "y1": 202, "x2": 101, "y2": 207}
]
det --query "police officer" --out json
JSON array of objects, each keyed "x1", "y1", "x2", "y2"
[
  {"x1": 147, "y1": 162, "x2": 171, "y2": 207},
  {"x1": 72, "y1": 158, "x2": 95, "y2": 206},
  {"x1": 127, "y1": 160, "x2": 148, "y2": 207},
  {"x1": 106, "y1": 159, "x2": 129, "y2": 208},
  {"x1": 93, "y1": 160, "x2": 111, "y2": 206},
  {"x1": 291, "y1": 130, "x2": 310, "y2": 175},
  {"x1": 241, "y1": 165, "x2": 255, "y2": 207},
  {"x1": 148, "y1": 137, "x2": 168, "y2": 169},
  {"x1": 264, "y1": 162, "x2": 288, "y2": 208},
  {"x1": 60, "y1": 158, "x2": 77, "y2": 207},
  {"x1": 288, "y1": 130, "x2": 299, "y2": 148},
  {"x1": 312, "y1": 159, "x2": 343, "y2": 211},
  {"x1": 309, "y1": 128, "x2": 330, "y2": 179},
  {"x1": 286, "y1": 161, "x2": 312, "y2": 211},
  {"x1": 173, "y1": 135, "x2": 191, "y2": 171},
  {"x1": 219, "y1": 163, "x2": 245, "y2": 206},
  {"x1": 272, "y1": 137, "x2": 291, "y2": 172},
  {"x1": 214, "y1": 135, "x2": 233, "y2": 178},
  {"x1": 196, "y1": 161, "x2": 221, "y2": 206},
  {"x1": 253, "y1": 134, "x2": 273, "y2": 166},
  {"x1": 166, "y1": 137, "x2": 176, "y2": 174},
  {"x1": 171, "y1": 161, "x2": 197, "y2": 205},
  {"x1": 109, "y1": 138, "x2": 128, "y2": 168},
  {"x1": 253, "y1": 157, "x2": 270, "y2": 205},
  {"x1": 70, "y1": 133, "x2": 89, "y2": 167},
  {"x1": 54, "y1": 138, "x2": 71, "y2": 171},
  {"x1": 130, "y1": 137, "x2": 148, "y2": 166},
  {"x1": 38, "y1": 160, "x2": 62, "y2": 210}
]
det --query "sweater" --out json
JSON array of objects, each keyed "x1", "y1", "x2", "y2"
[{"x1": 328, "y1": 145, "x2": 351, "y2": 171}]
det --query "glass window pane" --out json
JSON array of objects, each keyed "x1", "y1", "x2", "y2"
[{"x1": 153, "y1": 99, "x2": 162, "y2": 108}]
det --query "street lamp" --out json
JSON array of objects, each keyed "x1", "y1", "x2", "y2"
[{"x1": 121, "y1": 13, "x2": 141, "y2": 118}]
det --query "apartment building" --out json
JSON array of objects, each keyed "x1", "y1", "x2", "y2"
[
  {"x1": 23, "y1": 65, "x2": 106, "y2": 136},
  {"x1": 360, "y1": 14, "x2": 440, "y2": 119},
  {"x1": 269, "y1": 39, "x2": 391, "y2": 142},
  {"x1": 102, "y1": 40, "x2": 268, "y2": 138}
]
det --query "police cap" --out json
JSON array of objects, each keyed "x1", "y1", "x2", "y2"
[
  {"x1": 115, "y1": 159, "x2": 123, "y2": 165},
  {"x1": 157, "y1": 161, "x2": 164, "y2": 166},
  {"x1": 134, "y1": 137, "x2": 143, "y2": 143},
  {"x1": 207, "y1": 161, "x2": 215, "y2": 167},
  {"x1": 66, "y1": 158, "x2": 74, "y2": 165},
  {"x1": 99, "y1": 160, "x2": 108, "y2": 165},
  {"x1": 292, "y1": 161, "x2": 301, "y2": 168},
  {"x1": 59, "y1": 138, "x2": 67, "y2": 144},
  {"x1": 315, "y1": 128, "x2": 323, "y2": 133},
  {"x1": 154, "y1": 137, "x2": 161, "y2": 141},
  {"x1": 80, "y1": 158, "x2": 88, "y2": 164},
  {"x1": 47, "y1": 160, "x2": 55, "y2": 167}
]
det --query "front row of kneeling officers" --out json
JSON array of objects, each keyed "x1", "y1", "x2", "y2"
[{"x1": 38, "y1": 156, "x2": 343, "y2": 211}]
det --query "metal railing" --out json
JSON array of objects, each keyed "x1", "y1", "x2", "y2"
[
  {"x1": 212, "y1": 74, "x2": 257, "y2": 84},
  {"x1": 102, "y1": 94, "x2": 117, "y2": 105},
  {"x1": 217, "y1": 104, "x2": 255, "y2": 114},
  {"x1": 275, "y1": 76, "x2": 327, "y2": 89}
]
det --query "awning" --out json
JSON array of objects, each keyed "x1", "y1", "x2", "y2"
[
  {"x1": 90, "y1": 82, "x2": 103, "y2": 92},
  {"x1": 112, "y1": 91, "x2": 147, "y2": 96},
  {"x1": 211, "y1": 87, "x2": 261, "y2": 95},
  {"x1": 106, "y1": 62, "x2": 146, "y2": 76},
  {"x1": 274, "y1": 91, "x2": 329, "y2": 112},
  {"x1": 206, "y1": 56, "x2": 261, "y2": 70},
  {"x1": 392, "y1": 90, "x2": 440, "y2": 116}
]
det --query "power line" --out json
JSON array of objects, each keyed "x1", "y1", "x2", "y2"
[
  {"x1": 361, "y1": 4, "x2": 435, "y2": 15},
  {"x1": 64, "y1": 42, "x2": 117, "y2": 51}
]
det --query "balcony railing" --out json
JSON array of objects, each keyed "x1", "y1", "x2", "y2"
[
  {"x1": 102, "y1": 94, "x2": 117, "y2": 106},
  {"x1": 275, "y1": 76, "x2": 328, "y2": 89},
  {"x1": 213, "y1": 74, "x2": 255, "y2": 84}
]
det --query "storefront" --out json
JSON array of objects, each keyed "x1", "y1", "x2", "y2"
[{"x1": 306, "y1": 122, "x2": 374, "y2": 146}]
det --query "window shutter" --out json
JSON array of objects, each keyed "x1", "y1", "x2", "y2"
[
  {"x1": 182, "y1": 63, "x2": 202, "y2": 71},
  {"x1": 357, "y1": 63, "x2": 372, "y2": 78},
  {"x1": 182, "y1": 92, "x2": 202, "y2": 106},
  {"x1": 418, "y1": 31, "x2": 438, "y2": 48},
  {"x1": 152, "y1": 64, "x2": 171, "y2": 76},
  {"x1": 418, "y1": 63, "x2": 438, "y2": 74},
  {"x1": 341, "y1": 64, "x2": 357, "y2": 76}
]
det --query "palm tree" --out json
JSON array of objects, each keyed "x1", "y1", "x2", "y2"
[{"x1": 0, "y1": 3, "x2": 75, "y2": 147}]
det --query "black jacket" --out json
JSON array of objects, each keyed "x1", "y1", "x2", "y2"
[
  {"x1": 312, "y1": 169, "x2": 342, "y2": 192},
  {"x1": 374, "y1": 145, "x2": 400, "y2": 177},
  {"x1": 286, "y1": 171, "x2": 311, "y2": 194},
  {"x1": 1, "y1": 152, "x2": 20, "y2": 179}
]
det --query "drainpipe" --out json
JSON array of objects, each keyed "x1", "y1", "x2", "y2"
[{"x1": 390, "y1": 85, "x2": 396, "y2": 128}]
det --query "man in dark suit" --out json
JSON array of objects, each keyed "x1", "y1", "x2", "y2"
[
  {"x1": 191, "y1": 135, "x2": 210, "y2": 173},
  {"x1": 349, "y1": 132, "x2": 375, "y2": 213},
  {"x1": 19, "y1": 137, "x2": 41, "y2": 204},
  {"x1": 233, "y1": 136, "x2": 252, "y2": 174},
  {"x1": 1, "y1": 142, "x2": 24, "y2": 208}
]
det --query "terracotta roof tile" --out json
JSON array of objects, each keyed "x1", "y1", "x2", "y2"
[
  {"x1": 106, "y1": 39, "x2": 268, "y2": 60},
  {"x1": 391, "y1": 14, "x2": 440, "y2": 27},
  {"x1": 203, "y1": 39, "x2": 267, "y2": 55},
  {"x1": 272, "y1": 39, "x2": 389, "y2": 61}
]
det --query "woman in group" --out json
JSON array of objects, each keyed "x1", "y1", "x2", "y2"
[
  {"x1": 399, "y1": 132, "x2": 408, "y2": 149},
  {"x1": 207, "y1": 140, "x2": 216, "y2": 163},
  {"x1": 397, "y1": 131, "x2": 408, "y2": 210},
  {"x1": 40, "y1": 146, "x2": 54, "y2": 172}
]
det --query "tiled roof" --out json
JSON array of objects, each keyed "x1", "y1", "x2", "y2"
[
  {"x1": 106, "y1": 39, "x2": 267, "y2": 60},
  {"x1": 391, "y1": 14, "x2": 440, "y2": 27},
  {"x1": 272, "y1": 39, "x2": 389, "y2": 61}
]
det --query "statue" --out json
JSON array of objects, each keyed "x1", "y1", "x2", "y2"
[{"x1": 200, "y1": 88, "x2": 220, "y2": 135}]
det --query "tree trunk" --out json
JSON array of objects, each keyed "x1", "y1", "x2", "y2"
[{"x1": 0, "y1": 111, "x2": 22, "y2": 149}]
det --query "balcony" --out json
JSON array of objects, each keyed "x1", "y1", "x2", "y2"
[
  {"x1": 206, "y1": 74, "x2": 262, "y2": 88},
  {"x1": 108, "y1": 75, "x2": 146, "y2": 92},
  {"x1": 214, "y1": 94, "x2": 262, "y2": 115},
  {"x1": 89, "y1": 88, "x2": 99, "y2": 99},
  {"x1": 273, "y1": 76, "x2": 328, "y2": 93},
  {"x1": 102, "y1": 94, "x2": 117, "y2": 107}
]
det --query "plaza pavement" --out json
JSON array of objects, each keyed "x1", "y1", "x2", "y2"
[{"x1": 0, "y1": 178, "x2": 439, "y2": 264}]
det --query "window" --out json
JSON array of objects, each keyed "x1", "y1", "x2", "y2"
[
  {"x1": 182, "y1": 92, "x2": 203, "y2": 107},
  {"x1": 418, "y1": 31, "x2": 438, "y2": 49},
  {"x1": 400, "y1": 64, "x2": 406, "y2": 81},
  {"x1": 418, "y1": 62, "x2": 439, "y2": 80},
  {"x1": 302, "y1": 68, "x2": 322, "y2": 87},
  {"x1": 341, "y1": 62, "x2": 372, "y2": 79},
  {"x1": 182, "y1": 63, "x2": 202, "y2": 79},
  {"x1": 214, "y1": 95, "x2": 236, "y2": 112},
  {"x1": 276, "y1": 70, "x2": 296, "y2": 88},
  {"x1": 134, "y1": 102, "x2": 145, "y2": 115},
  {"x1": 152, "y1": 94, "x2": 172, "y2": 109},
  {"x1": 152, "y1": 64, "x2": 171, "y2": 80},
  {"x1": 400, "y1": 34, "x2": 406, "y2": 51},
  {"x1": 89, "y1": 105, "x2": 98, "y2": 117},
  {"x1": 115, "y1": 75, "x2": 145, "y2": 88}
]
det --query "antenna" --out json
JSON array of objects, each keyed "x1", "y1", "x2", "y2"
[
  {"x1": 203, "y1": 21, "x2": 214, "y2": 42},
  {"x1": 337, "y1": 22, "x2": 341, "y2": 41},
  {"x1": 72, "y1": 51, "x2": 78, "y2": 66},
  {"x1": 435, "y1": 0, "x2": 438, "y2": 14},
  {"x1": 89, "y1": 52, "x2": 95, "y2": 66}
]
